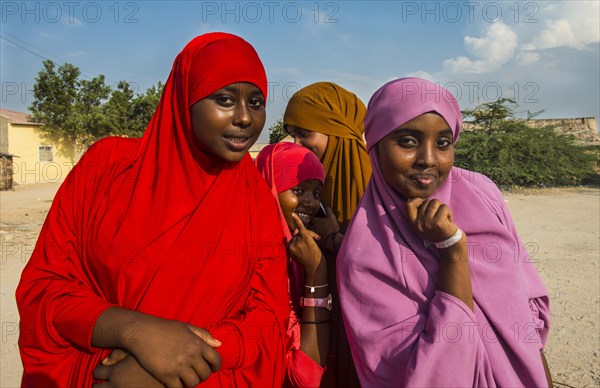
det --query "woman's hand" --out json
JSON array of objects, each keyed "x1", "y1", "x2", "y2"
[
  {"x1": 309, "y1": 206, "x2": 341, "y2": 253},
  {"x1": 288, "y1": 213, "x2": 324, "y2": 275},
  {"x1": 125, "y1": 318, "x2": 222, "y2": 388},
  {"x1": 407, "y1": 198, "x2": 474, "y2": 311},
  {"x1": 309, "y1": 207, "x2": 340, "y2": 240},
  {"x1": 93, "y1": 355, "x2": 164, "y2": 388},
  {"x1": 406, "y1": 198, "x2": 458, "y2": 243}
]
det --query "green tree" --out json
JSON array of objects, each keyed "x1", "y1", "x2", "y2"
[
  {"x1": 268, "y1": 118, "x2": 287, "y2": 143},
  {"x1": 103, "y1": 81, "x2": 164, "y2": 138},
  {"x1": 29, "y1": 60, "x2": 110, "y2": 162},
  {"x1": 130, "y1": 81, "x2": 164, "y2": 136},
  {"x1": 456, "y1": 98, "x2": 597, "y2": 188},
  {"x1": 462, "y1": 98, "x2": 519, "y2": 134}
]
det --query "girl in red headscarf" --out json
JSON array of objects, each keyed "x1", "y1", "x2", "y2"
[
  {"x1": 256, "y1": 143, "x2": 329, "y2": 388},
  {"x1": 16, "y1": 33, "x2": 290, "y2": 387}
]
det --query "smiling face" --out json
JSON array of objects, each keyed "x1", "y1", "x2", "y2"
[
  {"x1": 377, "y1": 112, "x2": 454, "y2": 199},
  {"x1": 190, "y1": 82, "x2": 266, "y2": 162},
  {"x1": 278, "y1": 179, "x2": 323, "y2": 231},
  {"x1": 286, "y1": 125, "x2": 329, "y2": 161}
]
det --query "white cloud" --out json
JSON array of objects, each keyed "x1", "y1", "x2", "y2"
[
  {"x1": 443, "y1": 22, "x2": 518, "y2": 74},
  {"x1": 404, "y1": 71, "x2": 435, "y2": 81},
  {"x1": 465, "y1": 22, "x2": 518, "y2": 63},
  {"x1": 530, "y1": 1, "x2": 600, "y2": 50}
]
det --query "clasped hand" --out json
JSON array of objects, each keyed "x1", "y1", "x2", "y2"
[
  {"x1": 93, "y1": 318, "x2": 221, "y2": 388},
  {"x1": 406, "y1": 198, "x2": 459, "y2": 243}
]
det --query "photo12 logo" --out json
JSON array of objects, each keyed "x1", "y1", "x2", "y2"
[
  {"x1": 200, "y1": 1, "x2": 339, "y2": 24},
  {"x1": 1, "y1": 1, "x2": 140, "y2": 24},
  {"x1": 400, "y1": 1, "x2": 539, "y2": 24}
]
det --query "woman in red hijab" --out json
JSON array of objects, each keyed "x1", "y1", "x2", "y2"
[
  {"x1": 16, "y1": 32, "x2": 290, "y2": 387},
  {"x1": 256, "y1": 142, "x2": 329, "y2": 388}
]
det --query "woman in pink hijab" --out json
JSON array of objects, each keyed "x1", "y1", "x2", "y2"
[{"x1": 337, "y1": 77, "x2": 551, "y2": 387}]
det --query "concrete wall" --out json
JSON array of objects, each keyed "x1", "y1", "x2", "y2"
[{"x1": 7, "y1": 124, "x2": 74, "y2": 185}]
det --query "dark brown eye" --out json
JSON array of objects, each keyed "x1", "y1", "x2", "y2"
[
  {"x1": 437, "y1": 138, "x2": 452, "y2": 148},
  {"x1": 398, "y1": 137, "x2": 417, "y2": 148},
  {"x1": 213, "y1": 95, "x2": 234, "y2": 106},
  {"x1": 249, "y1": 97, "x2": 265, "y2": 109}
]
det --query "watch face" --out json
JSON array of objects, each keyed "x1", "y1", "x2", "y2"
[{"x1": 300, "y1": 294, "x2": 333, "y2": 311}]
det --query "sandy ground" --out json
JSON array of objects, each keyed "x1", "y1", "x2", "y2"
[{"x1": 1, "y1": 183, "x2": 598, "y2": 387}]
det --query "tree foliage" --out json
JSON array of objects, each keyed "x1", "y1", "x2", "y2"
[
  {"x1": 103, "y1": 81, "x2": 164, "y2": 138},
  {"x1": 29, "y1": 60, "x2": 164, "y2": 161},
  {"x1": 30, "y1": 60, "x2": 110, "y2": 161},
  {"x1": 455, "y1": 105, "x2": 598, "y2": 188},
  {"x1": 268, "y1": 119, "x2": 288, "y2": 144}
]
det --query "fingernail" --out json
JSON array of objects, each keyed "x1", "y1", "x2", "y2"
[{"x1": 102, "y1": 357, "x2": 108, "y2": 364}]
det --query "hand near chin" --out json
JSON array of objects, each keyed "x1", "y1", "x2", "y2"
[
  {"x1": 288, "y1": 213, "x2": 324, "y2": 273},
  {"x1": 405, "y1": 198, "x2": 458, "y2": 243},
  {"x1": 308, "y1": 206, "x2": 340, "y2": 243}
]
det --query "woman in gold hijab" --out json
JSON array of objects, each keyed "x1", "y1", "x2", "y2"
[
  {"x1": 284, "y1": 82, "x2": 371, "y2": 231},
  {"x1": 284, "y1": 82, "x2": 371, "y2": 387}
]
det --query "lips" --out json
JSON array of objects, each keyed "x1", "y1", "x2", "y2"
[
  {"x1": 223, "y1": 135, "x2": 252, "y2": 152},
  {"x1": 410, "y1": 174, "x2": 437, "y2": 187}
]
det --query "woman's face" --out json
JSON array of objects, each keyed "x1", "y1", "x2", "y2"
[
  {"x1": 377, "y1": 112, "x2": 454, "y2": 199},
  {"x1": 278, "y1": 179, "x2": 323, "y2": 231},
  {"x1": 286, "y1": 125, "x2": 329, "y2": 161},
  {"x1": 190, "y1": 82, "x2": 266, "y2": 162}
]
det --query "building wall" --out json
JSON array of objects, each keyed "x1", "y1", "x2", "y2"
[{"x1": 7, "y1": 123, "x2": 74, "y2": 185}]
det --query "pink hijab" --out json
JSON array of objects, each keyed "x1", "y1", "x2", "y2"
[
  {"x1": 256, "y1": 142, "x2": 325, "y2": 304},
  {"x1": 337, "y1": 78, "x2": 550, "y2": 387}
]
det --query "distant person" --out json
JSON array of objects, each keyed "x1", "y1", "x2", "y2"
[
  {"x1": 338, "y1": 77, "x2": 552, "y2": 387},
  {"x1": 284, "y1": 82, "x2": 371, "y2": 387},
  {"x1": 256, "y1": 142, "x2": 330, "y2": 387},
  {"x1": 16, "y1": 33, "x2": 290, "y2": 387}
]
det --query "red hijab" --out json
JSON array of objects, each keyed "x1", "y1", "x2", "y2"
[{"x1": 17, "y1": 32, "x2": 290, "y2": 387}]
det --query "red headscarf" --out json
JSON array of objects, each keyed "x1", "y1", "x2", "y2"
[
  {"x1": 17, "y1": 32, "x2": 290, "y2": 388},
  {"x1": 255, "y1": 142, "x2": 325, "y2": 241}
]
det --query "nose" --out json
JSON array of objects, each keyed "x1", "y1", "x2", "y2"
[
  {"x1": 233, "y1": 103, "x2": 251, "y2": 128},
  {"x1": 300, "y1": 191, "x2": 317, "y2": 209},
  {"x1": 414, "y1": 143, "x2": 436, "y2": 169}
]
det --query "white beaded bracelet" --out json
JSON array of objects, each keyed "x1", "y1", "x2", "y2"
[{"x1": 434, "y1": 228, "x2": 463, "y2": 249}]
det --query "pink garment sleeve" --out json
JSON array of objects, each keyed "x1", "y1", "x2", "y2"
[
  {"x1": 284, "y1": 309, "x2": 325, "y2": 388},
  {"x1": 344, "y1": 290, "x2": 494, "y2": 388},
  {"x1": 486, "y1": 181, "x2": 551, "y2": 346},
  {"x1": 529, "y1": 297, "x2": 551, "y2": 349}
]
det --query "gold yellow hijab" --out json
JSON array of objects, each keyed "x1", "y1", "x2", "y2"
[{"x1": 284, "y1": 82, "x2": 372, "y2": 230}]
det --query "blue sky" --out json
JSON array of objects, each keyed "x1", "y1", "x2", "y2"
[{"x1": 2, "y1": 1, "x2": 599, "y2": 143}]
